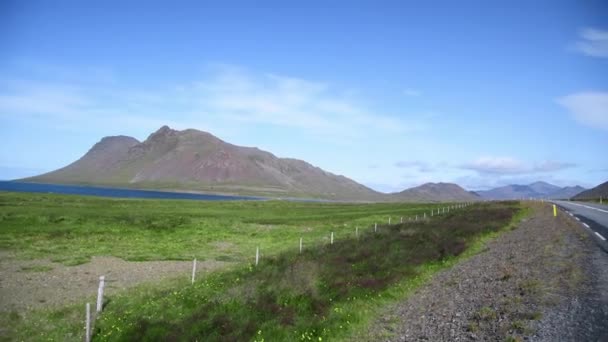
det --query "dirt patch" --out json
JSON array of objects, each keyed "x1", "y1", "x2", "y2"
[
  {"x1": 210, "y1": 241, "x2": 235, "y2": 251},
  {"x1": 366, "y1": 202, "x2": 608, "y2": 341},
  {"x1": 0, "y1": 254, "x2": 229, "y2": 313}
]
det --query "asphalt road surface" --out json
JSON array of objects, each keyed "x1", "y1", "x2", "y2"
[{"x1": 553, "y1": 200, "x2": 608, "y2": 251}]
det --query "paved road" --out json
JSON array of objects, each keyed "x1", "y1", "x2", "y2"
[{"x1": 553, "y1": 201, "x2": 608, "y2": 251}]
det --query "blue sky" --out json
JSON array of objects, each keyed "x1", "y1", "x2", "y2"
[{"x1": 1, "y1": 0, "x2": 607, "y2": 191}]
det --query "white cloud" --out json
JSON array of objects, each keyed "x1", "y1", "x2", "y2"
[
  {"x1": 462, "y1": 156, "x2": 526, "y2": 174},
  {"x1": 557, "y1": 91, "x2": 608, "y2": 131},
  {"x1": 461, "y1": 156, "x2": 575, "y2": 175},
  {"x1": 534, "y1": 160, "x2": 576, "y2": 172},
  {"x1": 574, "y1": 28, "x2": 608, "y2": 58},
  {"x1": 394, "y1": 160, "x2": 434, "y2": 172},
  {"x1": 0, "y1": 65, "x2": 426, "y2": 141},
  {"x1": 403, "y1": 88, "x2": 421, "y2": 97}
]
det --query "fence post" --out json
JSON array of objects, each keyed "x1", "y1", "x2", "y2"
[
  {"x1": 96, "y1": 276, "x2": 105, "y2": 313},
  {"x1": 300, "y1": 237, "x2": 303, "y2": 253},
  {"x1": 191, "y1": 258, "x2": 197, "y2": 284},
  {"x1": 356, "y1": 226, "x2": 359, "y2": 238},
  {"x1": 375, "y1": 222, "x2": 377, "y2": 232},
  {"x1": 331, "y1": 232, "x2": 334, "y2": 244},
  {"x1": 255, "y1": 247, "x2": 259, "y2": 266},
  {"x1": 85, "y1": 303, "x2": 91, "y2": 342}
]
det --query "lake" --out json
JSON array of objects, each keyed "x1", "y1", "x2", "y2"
[{"x1": 0, "y1": 181, "x2": 262, "y2": 201}]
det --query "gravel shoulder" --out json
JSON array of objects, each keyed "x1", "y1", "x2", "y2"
[
  {"x1": 0, "y1": 254, "x2": 229, "y2": 313},
  {"x1": 366, "y1": 202, "x2": 608, "y2": 341}
]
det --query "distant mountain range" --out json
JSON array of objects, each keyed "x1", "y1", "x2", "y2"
[
  {"x1": 23, "y1": 126, "x2": 481, "y2": 202},
  {"x1": 20, "y1": 126, "x2": 587, "y2": 202},
  {"x1": 475, "y1": 181, "x2": 585, "y2": 200},
  {"x1": 573, "y1": 181, "x2": 608, "y2": 200}
]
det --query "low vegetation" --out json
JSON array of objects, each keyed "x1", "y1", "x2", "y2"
[
  {"x1": 0, "y1": 192, "x2": 446, "y2": 266},
  {"x1": 0, "y1": 192, "x2": 520, "y2": 341}
]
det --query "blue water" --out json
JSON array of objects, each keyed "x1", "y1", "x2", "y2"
[{"x1": 0, "y1": 181, "x2": 262, "y2": 201}]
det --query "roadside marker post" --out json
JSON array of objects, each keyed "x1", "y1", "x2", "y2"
[
  {"x1": 400, "y1": 217, "x2": 403, "y2": 223},
  {"x1": 389, "y1": 217, "x2": 391, "y2": 224},
  {"x1": 355, "y1": 227, "x2": 359, "y2": 238},
  {"x1": 299, "y1": 237, "x2": 303, "y2": 253},
  {"x1": 553, "y1": 204, "x2": 557, "y2": 217},
  {"x1": 374, "y1": 222, "x2": 377, "y2": 232},
  {"x1": 330, "y1": 232, "x2": 334, "y2": 244},
  {"x1": 255, "y1": 247, "x2": 259, "y2": 266},
  {"x1": 96, "y1": 276, "x2": 105, "y2": 313}
]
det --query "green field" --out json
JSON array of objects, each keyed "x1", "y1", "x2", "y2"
[
  {"x1": 0, "y1": 192, "x2": 451, "y2": 266},
  {"x1": 0, "y1": 192, "x2": 522, "y2": 341}
]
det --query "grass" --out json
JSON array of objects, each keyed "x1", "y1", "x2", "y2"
[
  {"x1": 94, "y1": 202, "x2": 518, "y2": 341},
  {"x1": 0, "y1": 192, "x2": 521, "y2": 341},
  {"x1": 0, "y1": 192, "x2": 449, "y2": 266},
  {"x1": 18, "y1": 265, "x2": 54, "y2": 272}
]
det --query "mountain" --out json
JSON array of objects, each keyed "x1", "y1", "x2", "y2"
[
  {"x1": 548, "y1": 186, "x2": 586, "y2": 199},
  {"x1": 573, "y1": 181, "x2": 608, "y2": 200},
  {"x1": 24, "y1": 126, "x2": 384, "y2": 201},
  {"x1": 527, "y1": 181, "x2": 561, "y2": 196},
  {"x1": 391, "y1": 182, "x2": 480, "y2": 202},
  {"x1": 476, "y1": 181, "x2": 585, "y2": 200}
]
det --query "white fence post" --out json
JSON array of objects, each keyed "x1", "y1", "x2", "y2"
[
  {"x1": 375, "y1": 222, "x2": 377, "y2": 232},
  {"x1": 388, "y1": 217, "x2": 391, "y2": 224},
  {"x1": 400, "y1": 216, "x2": 403, "y2": 223},
  {"x1": 299, "y1": 237, "x2": 303, "y2": 253},
  {"x1": 255, "y1": 247, "x2": 259, "y2": 266},
  {"x1": 356, "y1": 226, "x2": 359, "y2": 238},
  {"x1": 191, "y1": 259, "x2": 197, "y2": 284},
  {"x1": 330, "y1": 232, "x2": 334, "y2": 244},
  {"x1": 96, "y1": 276, "x2": 105, "y2": 313},
  {"x1": 85, "y1": 302, "x2": 91, "y2": 342}
]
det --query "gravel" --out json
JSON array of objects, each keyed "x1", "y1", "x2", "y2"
[
  {"x1": 0, "y1": 255, "x2": 229, "y2": 313},
  {"x1": 366, "y1": 202, "x2": 608, "y2": 341}
]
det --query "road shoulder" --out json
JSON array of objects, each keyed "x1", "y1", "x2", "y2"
[{"x1": 366, "y1": 202, "x2": 608, "y2": 341}]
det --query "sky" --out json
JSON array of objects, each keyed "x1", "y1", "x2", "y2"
[{"x1": 0, "y1": 0, "x2": 607, "y2": 192}]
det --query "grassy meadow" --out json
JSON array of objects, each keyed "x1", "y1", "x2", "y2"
[
  {"x1": 0, "y1": 192, "x2": 523, "y2": 341},
  {"x1": 0, "y1": 192, "x2": 451, "y2": 266}
]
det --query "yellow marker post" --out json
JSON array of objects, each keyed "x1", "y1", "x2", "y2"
[{"x1": 553, "y1": 204, "x2": 557, "y2": 217}]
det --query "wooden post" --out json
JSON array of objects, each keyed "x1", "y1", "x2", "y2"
[
  {"x1": 191, "y1": 258, "x2": 197, "y2": 284},
  {"x1": 255, "y1": 247, "x2": 259, "y2": 266},
  {"x1": 85, "y1": 303, "x2": 91, "y2": 342},
  {"x1": 96, "y1": 276, "x2": 105, "y2": 313},
  {"x1": 299, "y1": 237, "x2": 303, "y2": 253}
]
